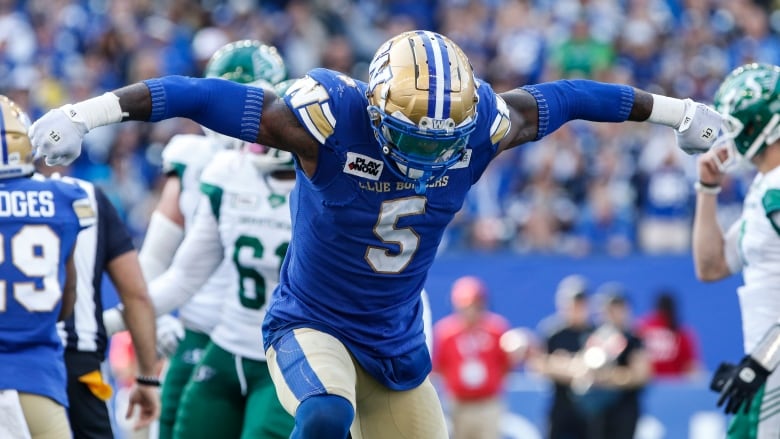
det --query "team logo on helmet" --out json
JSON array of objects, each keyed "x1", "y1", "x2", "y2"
[
  {"x1": 713, "y1": 63, "x2": 780, "y2": 164},
  {"x1": 205, "y1": 40, "x2": 286, "y2": 85}
]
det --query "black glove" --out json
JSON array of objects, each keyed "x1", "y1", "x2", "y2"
[{"x1": 711, "y1": 356, "x2": 770, "y2": 414}]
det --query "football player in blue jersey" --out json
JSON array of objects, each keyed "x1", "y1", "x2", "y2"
[
  {"x1": 30, "y1": 30, "x2": 722, "y2": 439},
  {"x1": 0, "y1": 95, "x2": 95, "y2": 439}
]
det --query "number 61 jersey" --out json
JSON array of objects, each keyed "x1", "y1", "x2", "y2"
[
  {"x1": 200, "y1": 150, "x2": 294, "y2": 361},
  {"x1": 0, "y1": 175, "x2": 95, "y2": 407}
]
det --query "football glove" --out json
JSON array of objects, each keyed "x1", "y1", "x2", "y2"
[
  {"x1": 156, "y1": 314, "x2": 185, "y2": 358},
  {"x1": 710, "y1": 355, "x2": 770, "y2": 414},
  {"x1": 675, "y1": 99, "x2": 722, "y2": 155},
  {"x1": 28, "y1": 105, "x2": 88, "y2": 166}
]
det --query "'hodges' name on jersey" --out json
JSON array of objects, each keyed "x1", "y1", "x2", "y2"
[{"x1": 0, "y1": 190, "x2": 56, "y2": 218}]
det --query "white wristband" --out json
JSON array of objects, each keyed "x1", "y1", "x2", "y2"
[
  {"x1": 647, "y1": 94, "x2": 687, "y2": 129},
  {"x1": 694, "y1": 181, "x2": 722, "y2": 195},
  {"x1": 67, "y1": 92, "x2": 125, "y2": 131}
]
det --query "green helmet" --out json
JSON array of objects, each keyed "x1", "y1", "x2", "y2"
[
  {"x1": 204, "y1": 40, "x2": 287, "y2": 85},
  {"x1": 202, "y1": 40, "x2": 286, "y2": 150},
  {"x1": 713, "y1": 63, "x2": 780, "y2": 160}
]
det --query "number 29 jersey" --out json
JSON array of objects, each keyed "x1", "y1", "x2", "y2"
[
  {"x1": 0, "y1": 175, "x2": 95, "y2": 407},
  {"x1": 263, "y1": 68, "x2": 511, "y2": 390}
]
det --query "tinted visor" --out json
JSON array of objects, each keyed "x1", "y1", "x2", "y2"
[{"x1": 383, "y1": 126, "x2": 469, "y2": 163}]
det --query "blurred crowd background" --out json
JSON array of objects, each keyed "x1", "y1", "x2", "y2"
[{"x1": 1, "y1": 0, "x2": 777, "y2": 254}]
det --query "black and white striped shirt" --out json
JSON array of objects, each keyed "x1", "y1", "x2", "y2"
[{"x1": 55, "y1": 176, "x2": 135, "y2": 356}]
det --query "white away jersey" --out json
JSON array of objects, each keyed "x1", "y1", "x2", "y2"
[
  {"x1": 201, "y1": 150, "x2": 294, "y2": 360},
  {"x1": 161, "y1": 134, "x2": 230, "y2": 333},
  {"x1": 731, "y1": 167, "x2": 780, "y2": 352}
]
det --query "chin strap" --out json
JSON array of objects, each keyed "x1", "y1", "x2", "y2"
[{"x1": 751, "y1": 323, "x2": 780, "y2": 371}]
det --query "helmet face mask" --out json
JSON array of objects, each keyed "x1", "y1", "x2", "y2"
[
  {"x1": 0, "y1": 95, "x2": 34, "y2": 179},
  {"x1": 713, "y1": 63, "x2": 780, "y2": 168},
  {"x1": 366, "y1": 30, "x2": 478, "y2": 193}
]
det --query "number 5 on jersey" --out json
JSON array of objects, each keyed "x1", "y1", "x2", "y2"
[{"x1": 367, "y1": 197, "x2": 426, "y2": 274}]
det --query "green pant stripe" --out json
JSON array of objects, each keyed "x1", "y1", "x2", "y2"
[{"x1": 727, "y1": 384, "x2": 765, "y2": 439}]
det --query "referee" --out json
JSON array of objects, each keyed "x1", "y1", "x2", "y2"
[{"x1": 47, "y1": 171, "x2": 160, "y2": 438}]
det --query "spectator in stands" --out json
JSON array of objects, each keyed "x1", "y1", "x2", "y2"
[
  {"x1": 636, "y1": 290, "x2": 703, "y2": 378},
  {"x1": 636, "y1": 138, "x2": 693, "y2": 254},
  {"x1": 571, "y1": 175, "x2": 635, "y2": 256},
  {"x1": 433, "y1": 276, "x2": 520, "y2": 439},
  {"x1": 0, "y1": 0, "x2": 756, "y2": 252}
]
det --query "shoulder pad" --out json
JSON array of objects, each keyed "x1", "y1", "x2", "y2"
[
  {"x1": 50, "y1": 179, "x2": 96, "y2": 228},
  {"x1": 284, "y1": 68, "x2": 364, "y2": 144},
  {"x1": 200, "y1": 150, "x2": 240, "y2": 188},
  {"x1": 161, "y1": 134, "x2": 214, "y2": 174},
  {"x1": 474, "y1": 81, "x2": 511, "y2": 146}
]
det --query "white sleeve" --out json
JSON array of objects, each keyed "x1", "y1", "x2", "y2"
[
  {"x1": 149, "y1": 196, "x2": 225, "y2": 316},
  {"x1": 724, "y1": 220, "x2": 744, "y2": 275},
  {"x1": 139, "y1": 211, "x2": 185, "y2": 281}
]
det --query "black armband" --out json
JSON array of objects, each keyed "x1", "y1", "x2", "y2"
[{"x1": 136, "y1": 375, "x2": 161, "y2": 387}]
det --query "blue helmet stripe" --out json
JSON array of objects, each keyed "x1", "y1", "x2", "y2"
[
  {"x1": 0, "y1": 105, "x2": 7, "y2": 165},
  {"x1": 416, "y1": 30, "x2": 437, "y2": 119},
  {"x1": 417, "y1": 31, "x2": 452, "y2": 120},
  {"x1": 432, "y1": 32, "x2": 452, "y2": 119}
]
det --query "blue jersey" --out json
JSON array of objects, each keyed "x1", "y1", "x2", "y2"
[
  {"x1": 263, "y1": 69, "x2": 511, "y2": 390},
  {"x1": 0, "y1": 175, "x2": 94, "y2": 407}
]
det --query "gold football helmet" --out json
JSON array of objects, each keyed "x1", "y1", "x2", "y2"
[
  {"x1": 367, "y1": 30, "x2": 478, "y2": 193},
  {"x1": 0, "y1": 95, "x2": 34, "y2": 179}
]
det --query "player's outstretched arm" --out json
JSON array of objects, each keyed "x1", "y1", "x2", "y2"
[
  {"x1": 497, "y1": 81, "x2": 721, "y2": 156},
  {"x1": 29, "y1": 77, "x2": 320, "y2": 172}
]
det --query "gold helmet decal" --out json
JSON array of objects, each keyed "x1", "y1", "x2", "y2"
[
  {"x1": 0, "y1": 95, "x2": 34, "y2": 179},
  {"x1": 368, "y1": 30, "x2": 477, "y2": 128}
]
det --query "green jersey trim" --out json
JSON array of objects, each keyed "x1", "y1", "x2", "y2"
[
  {"x1": 762, "y1": 189, "x2": 780, "y2": 236},
  {"x1": 200, "y1": 182, "x2": 223, "y2": 220}
]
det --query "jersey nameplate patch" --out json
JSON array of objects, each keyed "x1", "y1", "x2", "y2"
[
  {"x1": 344, "y1": 152, "x2": 383, "y2": 180},
  {"x1": 228, "y1": 193, "x2": 260, "y2": 210},
  {"x1": 449, "y1": 149, "x2": 472, "y2": 170}
]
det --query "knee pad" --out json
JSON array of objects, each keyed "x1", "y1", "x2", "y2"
[{"x1": 291, "y1": 395, "x2": 354, "y2": 439}]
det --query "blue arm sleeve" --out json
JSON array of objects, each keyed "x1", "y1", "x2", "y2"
[
  {"x1": 521, "y1": 80, "x2": 635, "y2": 140},
  {"x1": 143, "y1": 76, "x2": 264, "y2": 143}
]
